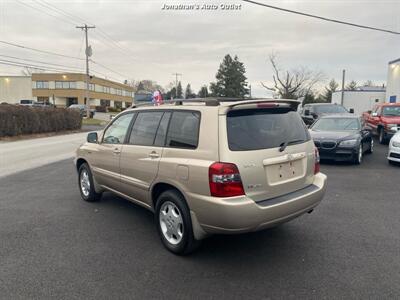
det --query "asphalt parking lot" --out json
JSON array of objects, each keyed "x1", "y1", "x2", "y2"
[{"x1": 1, "y1": 138, "x2": 399, "y2": 299}]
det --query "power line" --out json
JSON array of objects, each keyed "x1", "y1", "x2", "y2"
[
  {"x1": 0, "y1": 54, "x2": 84, "y2": 70},
  {"x1": 0, "y1": 59, "x2": 83, "y2": 73},
  {"x1": 90, "y1": 59, "x2": 129, "y2": 79},
  {"x1": 15, "y1": 0, "x2": 77, "y2": 27},
  {"x1": 33, "y1": 0, "x2": 93, "y2": 25},
  {"x1": 241, "y1": 0, "x2": 400, "y2": 35},
  {"x1": 0, "y1": 40, "x2": 84, "y2": 60}
]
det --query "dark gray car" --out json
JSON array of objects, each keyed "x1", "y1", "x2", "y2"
[{"x1": 309, "y1": 114, "x2": 373, "y2": 164}]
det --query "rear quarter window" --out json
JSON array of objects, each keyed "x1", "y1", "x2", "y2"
[
  {"x1": 227, "y1": 108, "x2": 310, "y2": 151},
  {"x1": 166, "y1": 111, "x2": 200, "y2": 149}
]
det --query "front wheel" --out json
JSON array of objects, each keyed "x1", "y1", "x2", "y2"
[
  {"x1": 366, "y1": 139, "x2": 374, "y2": 154},
  {"x1": 354, "y1": 144, "x2": 363, "y2": 165},
  {"x1": 155, "y1": 190, "x2": 200, "y2": 255},
  {"x1": 78, "y1": 163, "x2": 102, "y2": 202}
]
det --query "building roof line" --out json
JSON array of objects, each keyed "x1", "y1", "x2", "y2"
[{"x1": 333, "y1": 89, "x2": 386, "y2": 93}]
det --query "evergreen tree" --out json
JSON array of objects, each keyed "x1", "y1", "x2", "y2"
[
  {"x1": 198, "y1": 85, "x2": 209, "y2": 98},
  {"x1": 185, "y1": 84, "x2": 196, "y2": 99},
  {"x1": 137, "y1": 81, "x2": 145, "y2": 91},
  {"x1": 302, "y1": 92, "x2": 317, "y2": 105},
  {"x1": 346, "y1": 80, "x2": 358, "y2": 91},
  {"x1": 177, "y1": 81, "x2": 183, "y2": 99},
  {"x1": 210, "y1": 54, "x2": 249, "y2": 98},
  {"x1": 321, "y1": 79, "x2": 339, "y2": 102}
]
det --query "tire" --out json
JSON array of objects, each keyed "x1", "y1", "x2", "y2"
[
  {"x1": 379, "y1": 129, "x2": 387, "y2": 144},
  {"x1": 366, "y1": 139, "x2": 374, "y2": 154},
  {"x1": 155, "y1": 190, "x2": 201, "y2": 255},
  {"x1": 78, "y1": 163, "x2": 102, "y2": 202},
  {"x1": 354, "y1": 144, "x2": 363, "y2": 165}
]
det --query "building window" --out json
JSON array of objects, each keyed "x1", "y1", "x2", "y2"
[
  {"x1": 124, "y1": 91, "x2": 132, "y2": 97},
  {"x1": 36, "y1": 81, "x2": 49, "y2": 89},
  {"x1": 100, "y1": 99, "x2": 110, "y2": 107},
  {"x1": 55, "y1": 81, "x2": 77, "y2": 89},
  {"x1": 89, "y1": 83, "x2": 95, "y2": 91},
  {"x1": 102, "y1": 86, "x2": 110, "y2": 94}
]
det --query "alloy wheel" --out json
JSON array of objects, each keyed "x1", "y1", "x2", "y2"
[
  {"x1": 358, "y1": 144, "x2": 363, "y2": 164},
  {"x1": 80, "y1": 169, "x2": 91, "y2": 197},
  {"x1": 159, "y1": 201, "x2": 184, "y2": 245}
]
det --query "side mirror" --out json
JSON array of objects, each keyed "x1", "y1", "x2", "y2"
[
  {"x1": 372, "y1": 112, "x2": 378, "y2": 117},
  {"x1": 362, "y1": 126, "x2": 372, "y2": 132},
  {"x1": 349, "y1": 108, "x2": 354, "y2": 114},
  {"x1": 87, "y1": 132, "x2": 98, "y2": 143},
  {"x1": 304, "y1": 109, "x2": 310, "y2": 116}
]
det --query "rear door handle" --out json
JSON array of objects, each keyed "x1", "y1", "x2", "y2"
[
  {"x1": 113, "y1": 148, "x2": 121, "y2": 155},
  {"x1": 149, "y1": 151, "x2": 159, "y2": 158}
]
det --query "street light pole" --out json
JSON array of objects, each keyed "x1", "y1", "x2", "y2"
[
  {"x1": 341, "y1": 69, "x2": 346, "y2": 106},
  {"x1": 76, "y1": 24, "x2": 95, "y2": 118}
]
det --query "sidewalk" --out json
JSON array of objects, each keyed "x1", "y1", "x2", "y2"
[{"x1": 0, "y1": 132, "x2": 89, "y2": 178}]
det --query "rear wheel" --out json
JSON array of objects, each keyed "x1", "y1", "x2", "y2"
[
  {"x1": 155, "y1": 190, "x2": 200, "y2": 255},
  {"x1": 379, "y1": 129, "x2": 387, "y2": 144},
  {"x1": 78, "y1": 163, "x2": 102, "y2": 202},
  {"x1": 366, "y1": 139, "x2": 374, "y2": 154}
]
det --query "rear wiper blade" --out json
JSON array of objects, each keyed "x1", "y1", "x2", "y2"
[{"x1": 279, "y1": 139, "x2": 305, "y2": 152}]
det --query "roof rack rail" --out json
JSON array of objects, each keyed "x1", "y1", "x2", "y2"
[
  {"x1": 130, "y1": 97, "x2": 262, "y2": 108},
  {"x1": 174, "y1": 98, "x2": 220, "y2": 106}
]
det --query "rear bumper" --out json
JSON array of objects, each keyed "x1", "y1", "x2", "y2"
[{"x1": 187, "y1": 172, "x2": 327, "y2": 238}]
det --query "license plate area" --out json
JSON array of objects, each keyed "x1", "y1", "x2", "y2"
[{"x1": 266, "y1": 159, "x2": 305, "y2": 185}]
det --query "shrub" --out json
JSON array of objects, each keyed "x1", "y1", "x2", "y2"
[
  {"x1": 107, "y1": 106, "x2": 121, "y2": 113},
  {"x1": 95, "y1": 105, "x2": 107, "y2": 112},
  {"x1": 0, "y1": 104, "x2": 82, "y2": 137}
]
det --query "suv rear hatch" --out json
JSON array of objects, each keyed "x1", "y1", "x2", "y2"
[{"x1": 218, "y1": 102, "x2": 316, "y2": 202}]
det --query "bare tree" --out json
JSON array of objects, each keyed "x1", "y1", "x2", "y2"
[
  {"x1": 261, "y1": 54, "x2": 325, "y2": 99},
  {"x1": 128, "y1": 79, "x2": 164, "y2": 93}
]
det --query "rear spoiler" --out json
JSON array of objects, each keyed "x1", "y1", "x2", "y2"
[{"x1": 225, "y1": 99, "x2": 301, "y2": 111}]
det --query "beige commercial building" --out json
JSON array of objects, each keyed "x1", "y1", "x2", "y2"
[
  {"x1": 0, "y1": 76, "x2": 33, "y2": 103},
  {"x1": 1, "y1": 73, "x2": 134, "y2": 108}
]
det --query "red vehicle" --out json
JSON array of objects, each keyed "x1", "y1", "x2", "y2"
[{"x1": 362, "y1": 103, "x2": 400, "y2": 144}]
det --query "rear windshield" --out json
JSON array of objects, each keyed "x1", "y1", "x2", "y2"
[
  {"x1": 227, "y1": 108, "x2": 310, "y2": 151},
  {"x1": 314, "y1": 105, "x2": 347, "y2": 114}
]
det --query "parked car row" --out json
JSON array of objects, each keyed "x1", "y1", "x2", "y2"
[{"x1": 301, "y1": 102, "x2": 400, "y2": 165}]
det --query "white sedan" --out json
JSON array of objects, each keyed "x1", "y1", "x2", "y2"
[{"x1": 388, "y1": 130, "x2": 400, "y2": 164}]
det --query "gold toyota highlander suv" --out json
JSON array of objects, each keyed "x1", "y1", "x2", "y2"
[{"x1": 75, "y1": 99, "x2": 327, "y2": 254}]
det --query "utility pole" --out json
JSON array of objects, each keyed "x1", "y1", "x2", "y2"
[
  {"x1": 341, "y1": 69, "x2": 345, "y2": 106},
  {"x1": 172, "y1": 73, "x2": 182, "y2": 99},
  {"x1": 249, "y1": 84, "x2": 252, "y2": 99},
  {"x1": 76, "y1": 24, "x2": 95, "y2": 118}
]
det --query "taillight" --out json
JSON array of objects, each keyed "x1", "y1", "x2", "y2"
[
  {"x1": 314, "y1": 148, "x2": 320, "y2": 174},
  {"x1": 209, "y1": 162, "x2": 245, "y2": 197}
]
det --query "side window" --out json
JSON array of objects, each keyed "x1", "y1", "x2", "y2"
[
  {"x1": 166, "y1": 111, "x2": 200, "y2": 149},
  {"x1": 154, "y1": 112, "x2": 171, "y2": 147},
  {"x1": 129, "y1": 112, "x2": 164, "y2": 146},
  {"x1": 103, "y1": 113, "x2": 135, "y2": 144}
]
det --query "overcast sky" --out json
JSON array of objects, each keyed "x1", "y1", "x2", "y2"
[{"x1": 1, "y1": 0, "x2": 400, "y2": 96}]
